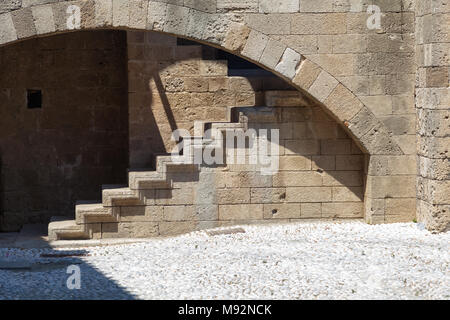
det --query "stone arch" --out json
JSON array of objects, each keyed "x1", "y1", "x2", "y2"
[{"x1": 0, "y1": 0, "x2": 403, "y2": 157}]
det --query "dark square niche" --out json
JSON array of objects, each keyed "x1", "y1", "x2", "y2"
[{"x1": 27, "y1": 89, "x2": 42, "y2": 109}]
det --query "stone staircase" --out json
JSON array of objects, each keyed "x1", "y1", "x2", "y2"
[{"x1": 48, "y1": 107, "x2": 248, "y2": 240}]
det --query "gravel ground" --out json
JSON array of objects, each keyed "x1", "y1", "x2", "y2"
[{"x1": 0, "y1": 221, "x2": 448, "y2": 300}]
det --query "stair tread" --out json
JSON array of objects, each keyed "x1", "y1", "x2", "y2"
[
  {"x1": 48, "y1": 219, "x2": 81, "y2": 230},
  {"x1": 76, "y1": 202, "x2": 106, "y2": 211}
]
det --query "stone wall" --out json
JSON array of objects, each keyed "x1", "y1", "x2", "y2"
[
  {"x1": 127, "y1": 31, "x2": 292, "y2": 168},
  {"x1": 1, "y1": 0, "x2": 448, "y2": 232},
  {"x1": 415, "y1": 0, "x2": 449, "y2": 232},
  {"x1": 102, "y1": 99, "x2": 366, "y2": 238},
  {"x1": 0, "y1": 31, "x2": 129, "y2": 231}
]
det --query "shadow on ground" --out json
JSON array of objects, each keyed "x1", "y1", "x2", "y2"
[{"x1": 0, "y1": 224, "x2": 136, "y2": 300}]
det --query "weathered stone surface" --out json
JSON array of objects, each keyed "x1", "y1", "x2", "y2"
[
  {"x1": 263, "y1": 203, "x2": 301, "y2": 219},
  {"x1": 241, "y1": 29, "x2": 268, "y2": 62},
  {"x1": 95, "y1": 0, "x2": 113, "y2": 27},
  {"x1": 308, "y1": 71, "x2": 338, "y2": 102},
  {"x1": 222, "y1": 23, "x2": 251, "y2": 52},
  {"x1": 0, "y1": 0, "x2": 444, "y2": 235},
  {"x1": 31, "y1": 5, "x2": 55, "y2": 35},
  {"x1": 102, "y1": 222, "x2": 158, "y2": 238},
  {"x1": 112, "y1": 0, "x2": 129, "y2": 27},
  {"x1": 293, "y1": 59, "x2": 321, "y2": 90},
  {"x1": 129, "y1": 0, "x2": 148, "y2": 29},
  {"x1": 260, "y1": 38, "x2": 286, "y2": 69},
  {"x1": 275, "y1": 48, "x2": 302, "y2": 79},
  {"x1": 147, "y1": 1, "x2": 167, "y2": 30},
  {"x1": 11, "y1": 9, "x2": 35, "y2": 39},
  {"x1": 259, "y1": 0, "x2": 299, "y2": 13},
  {"x1": 324, "y1": 84, "x2": 364, "y2": 122},
  {"x1": 219, "y1": 204, "x2": 264, "y2": 220}
]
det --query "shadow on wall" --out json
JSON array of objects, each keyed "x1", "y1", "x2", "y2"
[{"x1": 128, "y1": 31, "x2": 293, "y2": 169}]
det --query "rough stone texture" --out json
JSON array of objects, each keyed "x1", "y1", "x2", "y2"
[
  {"x1": 31, "y1": 4, "x2": 55, "y2": 35},
  {"x1": 0, "y1": 13, "x2": 18, "y2": 44},
  {"x1": 415, "y1": 0, "x2": 450, "y2": 233}
]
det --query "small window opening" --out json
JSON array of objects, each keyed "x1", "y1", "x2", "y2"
[{"x1": 27, "y1": 89, "x2": 42, "y2": 109}]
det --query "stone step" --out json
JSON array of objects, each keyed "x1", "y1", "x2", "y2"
[
  {"x1": 75, "y1": 202, "x2": 117, "y2": 224},
  {"x1": 48, "y1": 107, "x2": 250, "y2": 240},
  {"x1": 102, "y1": 185, "x2": 140, "y2": 206},
  {"x1": 48, "y1": 218, "x2": 88, "y2": 241}
]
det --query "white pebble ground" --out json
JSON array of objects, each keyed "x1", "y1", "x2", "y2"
[{"x1": 0, "y1": 221, "x2": 449, "y2": 300}]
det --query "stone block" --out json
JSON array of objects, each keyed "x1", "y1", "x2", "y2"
[
  {"x1": 102, "y1": 222, "x2": 158, "y2": 238},
  {"x1": 222, "y1": 23, "x2": 251, "y2": 52},
  {"x1": 31, "y1": 5, "x2": 55, "y2": 35},
  {"x1": 300, "y1": 203, "x2": 321, "y2": 218},
  {"x1": 279, "y1": 155, "x2": 312, "y2": 171},
  {"x1": 195, "y1": 204, "x2": 219, "y2": 221},
  {"x1": 112, "y1": 0, "x2": 129, "y2": 27},
  {"x1": 245, "y1": 13, "x2": 291, "y2": 35},
  {"x1": 217, "y1": 188, "x2": 250, "y2": 204},
  {"x1": 324, "y1": 84, "x2": 364, "y2": 122},
  {"x1": 417, "y1": 201, "x2": 449, "y2": 233},
  {"x1": 163, "y1": 4, "x2": 190, "y2": 35},
  {"x1": 223, "y1": 172, "x2": 272, "y2": 188},
  {"x1": 312, "y1": 156, "x2": 336, "y2": 171},
  {"x1": 346, "y1": 107, "x2": 378, "y2": 140},
  {"x1": 155, "y1": 188, "x2": 195, "y2": 205},
  {"x1": 163, "y1": 205, "x2": 196, "y2": 221},
  {"x1": 359, "y1": 95, "x2": 393, "y2": 116},
  {"x1": 322, "y1": 202, "x2": 363, "y2": 218},
  {"x1": 260, "y1": 38, "x2": 286, "y2": 69},
  {"x1": 418, "y1": 156, "x2": 450, "y2": 181},
  {"x1": 359, "y1": 123, "x2": 403, "y2": 155},
  {"x1": 275, "y1": 48, "x2": 302, "y2": 79},
  {"x1": 291, "y1": 13, "x2": 347, "y2": 35},
  {"x1": 366, "y1": 176, "x2": 416, "y2": 199},
  {"x1": 199, "y1": 60, "x2": 228, "y2": 76},
  {"x1": 159, "y1": 221, "x2": 196, "y2": 236},
  {"x1": 263, "y1": 203, "x2": 301, "y2": 219},
  {"x1": 381, "y1": 114, "x2": 415, "y2": 135},
  {"x1": 332, "y1": 186, "x2": 364, "y2": 202},
  {"x1": 285, "y1": 140, "x2": 320, "y2": 155},
  {"x1": 308, "y1": 71, "x2": 338, "y2": 102},
  {"x1": 286, "y1": 187, "x2": 332, "y2": 202},
  {"x1": 184, "y1": 0, "x2": 217, "y2": 13},
  {"x1": 321, "y1": 139, "x2": 352, "y2": 155},
  {"x1": 333, "y1": 34, "x2": 367, "y2": 53},
  {"x1": 219, "y1": 204, "x2": 264, "y2": 220},
  {"x1": 292, "y1": 59, "x2": 321, "y2": 90},
  {"x1": 241, "y1": 29, "x2": 269, "y2": 62},
  {"x1": 147, "y1": 1, "x2": 167, "y2": 31},
  {"x1": 300, "y1": 0, "x2": 333, "y2": 12},
  {"x1": 120, "y1": 206, "x2": 163, "y2": 222},
  {"x1": 418, "y1": 135, "x2": 449, "y2": 159},
  {"x1": 368, "y1": 155, "x2": 416, "y2": 176},
  {"x1": 11, "y1": 9, "x2": 35, "y2": 39},
  {"x1": 322, "y1": 171, "x2": 363, "y2": 187},
  {"x1": 250, "y1": 187, "x2": 286, "y2": 203},
  {"x1": 95, "y1": 0, "x2": 113, "y2": 27},
  {"x1": 129, "y1": 0, "x2": 148, "y2": 29},
  {"x1": 385, "y1": 198, "x2": 416, "y2": 219},
  {"x1": 335, "y1": 155, "x2": 363, "y2": 171},
  {"x1": 273, "y1": 171, "x2": 322, "y2": 187}
]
